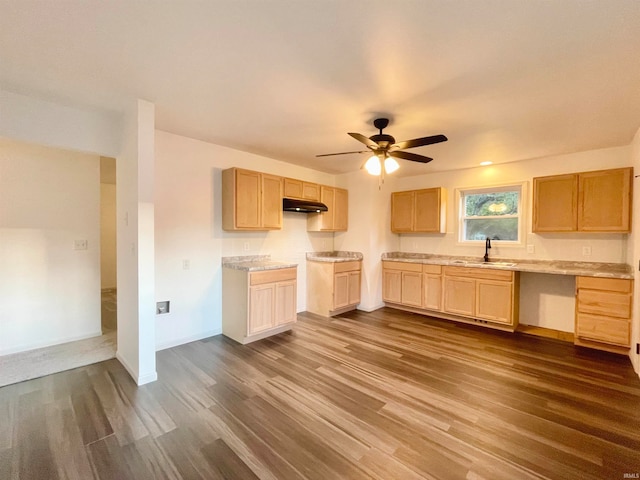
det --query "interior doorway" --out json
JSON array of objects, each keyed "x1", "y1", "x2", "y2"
[{"x1": 100, "y1": 156, "x2": 117, "y2": 333}]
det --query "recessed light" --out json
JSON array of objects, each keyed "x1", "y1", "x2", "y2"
[{"x1": 480, "y1": 161, "x2": 493, "y2": 166}]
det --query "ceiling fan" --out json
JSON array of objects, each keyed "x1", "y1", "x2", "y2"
[{"x1": 317, "y1": 118, "x2": 448, "y2": 176}]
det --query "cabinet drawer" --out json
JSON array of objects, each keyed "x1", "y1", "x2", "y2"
[
  {"x1": 334, "y1": 261, "x2": 361, "y2": 273},
  {"x1": 576, "y1": 313, "x2": 630, "y2": 346},
  {"x1": 443, "y1": 266, "x2": 513, "y2": 282},
  {"x1": 382, "y1": 261, "x2": 423, "y2": 273},
  {"x1": 423, "y1": 264, "x2": 442, "y2": 274},
  {"x1": 577, "y1": 276, "x2": 632, "y2": 293},
  {"x1": 250, "y1": 268, "x2": 297, "y2": 286},
  {"x1": 577, "y1": 289, "x2": 631, "y2": 319}
]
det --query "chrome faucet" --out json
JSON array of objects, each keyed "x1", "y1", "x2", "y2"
[{"x1": 484, "y1": 237, "x2": 491, "y2": 262}]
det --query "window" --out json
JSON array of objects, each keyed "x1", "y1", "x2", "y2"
[{"x1": 458, "y1": 184, "x2": 524, "y2": 243}]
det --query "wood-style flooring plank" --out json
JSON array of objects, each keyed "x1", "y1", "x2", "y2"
[{"x1": 2, "y1": 307, "x2": 640, "y2": 479}]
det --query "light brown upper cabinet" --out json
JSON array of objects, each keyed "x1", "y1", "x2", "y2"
[
  {"x1": 283, "y1": 178, "x2": 320, "y2": 201},
  {"x1": 222, "y1": 168, "x2": 283, "y2": 231},
  {"x1": 391, "y1": 187, "x2": 446, "y2": 233},
  {"x1": 533, "y1": 167, "x2": 632, "y2": 233},
  {"x1": 532, "y1": 174, "x2": 577, "y2": 232},
  {"x1": 578, "y1": 168, "x2": 632, "y2": 232},
  {"x1": 307, "y1": 185, "x2": 348, "y2": 232}
]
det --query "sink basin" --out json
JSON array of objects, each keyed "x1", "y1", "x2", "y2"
[{"x1": 450, "y1": 260, "x2": 516, "y2": 267}]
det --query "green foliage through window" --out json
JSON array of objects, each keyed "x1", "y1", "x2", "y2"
[
  {"x1": 461, "y1": 189, "x2": 521, "y2": 241},
  {"x1": 464, "y1": 191, "x2": 518, "y2": 216}
]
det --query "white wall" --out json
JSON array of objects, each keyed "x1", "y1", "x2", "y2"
[
  {"x1": 0, "y1": 89, "x2": 121, "y2": 158},
  {"x1": 116, "y1": 99, "x2": 157, "y2": 385},
  {"x1": 154, "y1": 130, "x2": 336, "y2": 350},
  {"x1": 0, "y1": 138, "x2": 101, "y2": 354},
  {"x1": 334, "y1": 172, "x2": 400, "y2": 311}
]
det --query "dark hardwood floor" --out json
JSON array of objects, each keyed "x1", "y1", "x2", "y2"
[{"x1": 2, "y1": 307, "x2": 640, "y2": 479}]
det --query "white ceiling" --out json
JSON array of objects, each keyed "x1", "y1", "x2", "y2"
[{"x1": 1, "y1": 1, "x2": 640, "y2": 176}]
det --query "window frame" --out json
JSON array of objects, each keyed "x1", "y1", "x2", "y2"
[{"x1": 455, "y1": 182, "x2": 527, "y2": 246}]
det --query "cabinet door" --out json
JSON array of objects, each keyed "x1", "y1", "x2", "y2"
[
  {"x1": 391, "y1": 191, "x2": 414, "y2": 232},
  {"x1": 383, "y1": 270, "x2": 402, "y2": 303},
  {"x1": 578, "y1": 168, "x2": 632, "y2": 232},
  {"x1": 532, "y1": 174, "x2": 577, "y2": 232},
  {"x1": 577, "y1": 289, "x2": 632, "y2": 319},
  {"x1": 423, "y1": 274, "x2": 442, "y2": 311},
  {"x1": 302, "y1": 182, "x2": 320, "y2": 201},
  {"x1": 334, "y1": 187, "x2": 349, "y2": 231},
  {"x1": 320, "y1": 186, "x2": 335, "y2": 230},
  {"x1": 235, "y1": 170, "x2": 262, "y2": 228},
  {"x1": 262, "y1": 174, "x2": 283, "y2": 229},
  {"x1": 283, "y1": 178, "x2": 303, "y2": 199},
  {"x1": 333, "y1": 272, "x2": 350, "y2": 309},
  {"x1": 248, "y1": 284, "x2": 275, "y2": 334},
  {"x1": 476, "y1": 280, "x2": 512, "y2": 324},
  {"x1": 348, "y1": 271, "x2": 361, "y2": 306},
  {"x1": 415, "y1": 188, "x2": 442, "y2": 233},
  {"x1": 275, "y1": 280, "x2": 297, "y2": 326},
  {"x1": 401, "y1": 272, "x2": 423, "y2": 307},
  {"x1": 444, "y1": 277, "x2": 475, "y2": 316},
  {"x1": 576, "y1": 313, "x2": 630, "y2": 346}
]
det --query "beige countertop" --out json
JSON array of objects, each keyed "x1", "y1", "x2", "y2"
[
  {"x1": 222, "y1": 255, "x2": 298, "y2": 272},
  {"x1": 381, "y1": 252, "x2": 633, "y2": 279},
  {"x1": 306, "y1": 251, "x2": 363, "y2": 263}
]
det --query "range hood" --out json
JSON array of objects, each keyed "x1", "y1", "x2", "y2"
[{"x1": 283, "y1": 197, "x2": 328, "y2": 213}]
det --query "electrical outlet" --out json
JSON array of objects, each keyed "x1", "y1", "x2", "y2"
[
  {"x1": 74, "y1": 239, "x2": 88, "y2": 250},
  {"x1": 243, "y1": 242, "x2": 250, "y2": 251},
  {"x1": 156, "y1": 301, "x2": 170, "y2": 315},
  {"x1": 526, "y1": 245, "x2": 535, "y2": 254},
  {"x1": 582, "y1": 246, "x2": 592, "y2": 256},
  {"x1": 182, "y1": 259, "x2": 190, "y2": 270}
]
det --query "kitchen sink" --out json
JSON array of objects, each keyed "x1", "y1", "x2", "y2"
[{"x1": 450, "y1": 260, "x2": 516, "y2": 267}]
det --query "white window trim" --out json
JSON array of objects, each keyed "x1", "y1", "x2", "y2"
[{"x1": 455, "y1": 181, "x2": 528, "y2": 247}]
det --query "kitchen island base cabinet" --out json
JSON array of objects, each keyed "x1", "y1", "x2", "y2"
[
  {"x1": 307, "y1": 260, "x2": 361, "y2": 317},
  {"x1": 223, "y1": 267, "x2": 297, "y2": 344}
]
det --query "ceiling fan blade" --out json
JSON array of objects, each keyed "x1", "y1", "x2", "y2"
[
  {"x1": 389, "y1": 134, "x2": 448, "y2": 151},
  {"x1": 316, "y1": 150, "x2": 369, "y2": 157},
  {"x1": 348, "y1": 132, "x2": 379, "y2": 149},
  {"x1": 388, "y1": 150, "x2": 433, "y2": 164}
]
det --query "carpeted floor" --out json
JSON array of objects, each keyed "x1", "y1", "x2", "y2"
[{"x1": 0, "y1": 289, "x2": 118, "y2": 387}]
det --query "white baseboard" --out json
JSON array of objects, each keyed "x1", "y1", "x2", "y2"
[
  {"x1": 115, "y1": 351, "x2": 158, "y2": 386},
  {"x1": 357, "y1": 303, "x2": 385, "y2": 313},
  {"x1": 155, "y1": 328, "x2": 222, "y2": 352},
  {"x1": 1, "y1": 330, "x2": 103, "y2": 357}
]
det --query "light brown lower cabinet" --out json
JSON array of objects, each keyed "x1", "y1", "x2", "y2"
[
  {"x1": 383, "y1": 261, "x2": 519, "y2": 331},
  {"x1": 307, "y1": 260, "x2": 361, "y2": 316},
  {"x1": 223, "y1": 267, "x2": 297, "y2": 344},
  {"x1": 382, "y1": 261, "x2": 423, "y2": 307},
  {"x1": 423, "y1": 265, "x2": 443, "y2": 311},
  {"x1": 575, "y1": 276, "x2": 632, "y2": 354},
  {"x1": 443, "y1": 266, "x2": 518, "y2": 326}
]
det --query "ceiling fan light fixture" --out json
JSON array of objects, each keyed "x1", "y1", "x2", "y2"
[
  {"x1": 384, "y1": 156, "x2": 400, "y2": 174},
  {"x1": 365, "y1": 155, "x2": 381, "y2": 175}
]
